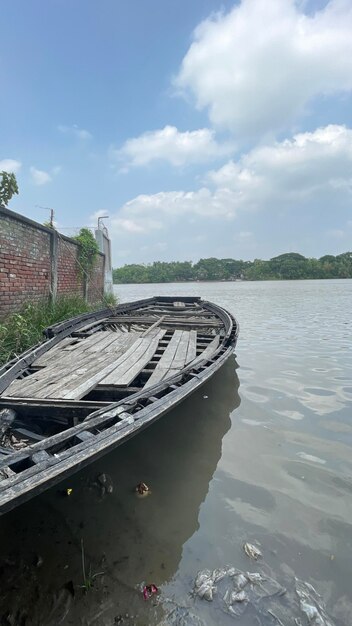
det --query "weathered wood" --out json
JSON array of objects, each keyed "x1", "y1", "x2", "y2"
[
  {"x1": 34, "y1": 337, "x2": 79, "y2": 366},
  {"x1": 0, "y1": 405, "x2": 130, "y2": 474},
  {"x1": 145, "y1": 330, "x2": 192, "y2": 387},
  {"x1": 99, "y1": 329, "x2": 165, "y2": 387},
  {"x1": 186, "y1": 330, "x2": 197, "y2": 364},
  {"x1": 141, "y1": 316, "x2": 165, "y2": 336},
  {"x1": 192, "y1": 335, "x2": 220, "y2": 365},
  {"x1": 5, "y1": 332, "x2": 138, "y2": 399},
  {"x1": 0, "y1": 294, "x2": 239, "y2": 514},
  {"x1": 0, "y1": 397, "x2": 110, "y2": 419},
  {"x1": 49, "y1": 333, "x2": 141, "y2": 400},
  {"x1": 0, "y1": 345, "x2": 232, "y2": 510}
]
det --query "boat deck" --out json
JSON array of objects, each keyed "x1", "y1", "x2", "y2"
[{"x1": 1, "y1": 299, "x2": 223, "y2": 404}]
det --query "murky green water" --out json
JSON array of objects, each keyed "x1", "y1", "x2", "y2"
[{"x1": 0, "y1": 280, "x2": 351, "y2": 625}]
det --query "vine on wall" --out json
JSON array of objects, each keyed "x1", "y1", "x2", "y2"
[{"x1": 74, "y1": 228, "x2": 99, "y2": 277}]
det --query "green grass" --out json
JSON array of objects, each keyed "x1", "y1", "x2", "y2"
[{"x1": 0, "y1": 293, "x2": 118, "y2": 366}]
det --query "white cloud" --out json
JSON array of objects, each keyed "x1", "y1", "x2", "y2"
[
  {"x1": 30, "y1": 166, "x2": 52, "y2": 186},
  {"x1": 111, "y1": 216, "x2": 163, "y2": 234},
  {"x1": 206, "y1": 124, "x2": 352, "y2": 202},
  {"x1": 29, "y1": 165, "x2": 61, "y2": 186},
  {"x1": 58, "y1": 124, "x2": 92, "y2": 140},
  {"x1": 175, "y1": 0, "x2": 352, "y2": 137},
  {"x1": 119, "y1": 187, "x2": 238, "y2": 222},
  {"x1": 0, "y1": 159, "x2": 22, "y2": 173},
  {"x1": 113, "y1": 125, "x2": 234, "y2": 169},
  {"x1": 112, "y1": 124, "x2": 352, "y2": 236}
]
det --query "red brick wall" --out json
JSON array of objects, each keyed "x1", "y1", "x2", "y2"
[
  {"x1": 0, "y1": 211, "x2": 51, "y2": 317},
  {"x1": 57, "y1": 237, "x2": 84, "y2": 297},
  {"x1": 0, "y1": 207, "x2": 105, "y2": 318}
]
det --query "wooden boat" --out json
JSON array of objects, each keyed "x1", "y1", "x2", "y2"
[{"x1": 0, "y1": 296, "x2": 239, "y2": 514}]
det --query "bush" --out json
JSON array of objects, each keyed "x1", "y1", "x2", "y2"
[{"x1": 0, "y1": 296, "x2": 95, "y2": 366}]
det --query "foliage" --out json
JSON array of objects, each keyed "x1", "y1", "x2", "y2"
[
  {"x1": 79, "y1": 538, "x2": 104, "y2": 593},
  {"x1": 74, "y1": 228, "x2": 99, "y2": 277},
  {"x1": 102, "y1": 291, "x2": 118, "y2": 307},
  {"x1": 0, "y1": 296, "x2": 97, "y2": 366},
  {"x1": 113, "y1": 252, "x2": 352, "y2": 284},
  {"x1": 0, "y1": 171, "x2": 19, "y2": 206}
]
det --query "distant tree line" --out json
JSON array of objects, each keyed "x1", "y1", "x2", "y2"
[{"x1": 112, "y1": 252, "x2": 352, "y2": 284}]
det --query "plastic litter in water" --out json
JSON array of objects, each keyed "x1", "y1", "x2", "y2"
[
  {"x1": 143, "y1": 584, "x2": 158, "y2": 601},
  {"x1": 295, "y1": 578, "x2": 335, "y2": 626},
  {"x1": 135, "y1": 482, "x2": 151, "y2": 497},
  {"x1": 243, "y1": 542, "x2": 262, "y2": 560},
  {"x1": 192, "y1": 565, "x2": 335, "y2": 625}
]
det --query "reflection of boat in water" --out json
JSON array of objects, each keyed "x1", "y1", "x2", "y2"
[
  {"x1": 0, "y1": 356, "x2": 240, "y2": 625},
  {"x1": 0, "y1": 296, "x2": 238, "y2": 514}
]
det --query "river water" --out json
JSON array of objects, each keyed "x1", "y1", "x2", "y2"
[{"x1": 0, "y1": 280, "x2": 351, "y2": 625}]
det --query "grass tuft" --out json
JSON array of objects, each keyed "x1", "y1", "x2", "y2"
[{"x1": 0, "y1": 295, "x2": 117, "y2": 366}]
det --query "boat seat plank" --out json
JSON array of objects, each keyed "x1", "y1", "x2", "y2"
[
  {"x1": 34, "y1": 330, "x2": 118, "y2": 368},
  {"x1": 4, "y1": 333, "x2": 139, "y2": 399},
  {"x1": 34, "y1": 337, "x2": 81, "y2": 366},
  {"x1": 4, "y1": 334, "x2": 121, "y2": 397},
  {"x1": 144, "y1": 330, "x2": 192, "y2": 388},
  {"x1": 98, "y1": 329, "x2": 166, "y2": 388},
  {"x1": 62, "y1": 329, "x2": 118, "y2": 353},
  {"x1": 185, "y1": 330, "x2": 197, "y2": 364},
  {"x1": 53, "y1": 331, "x2": 161, "y2": 400},
  {"x1": 46, "y1": 333, "x2": 142, "y2": 400}
]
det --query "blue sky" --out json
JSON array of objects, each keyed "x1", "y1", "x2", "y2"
[{"x1": 1, "y1": 0, "x2": 352, "y2": 265}]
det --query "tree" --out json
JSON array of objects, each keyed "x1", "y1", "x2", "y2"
[{"x1": 0, "y1": 171, "x2": 19, "y2": 206}]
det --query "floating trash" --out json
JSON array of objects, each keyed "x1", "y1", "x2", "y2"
[
  {"x1": 143, "y1": 583, "x2": 158, "y2": 600},
  {"x1": 0, "y1": 408, "x2": 16, "y2": 437},
  {"x1": 192, "y1": 565, "x2": 335, "y2": 625},
  {"x1": 295, "y1": 577, "x2": 335, "y2": 626},
  {"x1": 135, "y1": 482, "x2": 151, "y2": 497},
  {"x1": 97, "y1": 473, "x2": 113, "y2": 496},
  {"x1": 243, "y1": 542, "x2": 262, "y2": 560}
]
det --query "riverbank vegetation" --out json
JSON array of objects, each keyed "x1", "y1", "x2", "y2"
[
  {"x1": 0, "y1": 294, "x2": 117, "y2": 366},
  {"x1": 113, "y1": 252, "x2": 352, "y2": 284}
]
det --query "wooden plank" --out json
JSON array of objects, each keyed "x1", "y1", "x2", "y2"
[
  {"x1": 185, "y1": 330, "x2": 197, "y2": 364},
  {"x1": 192, "y1": 335, "x2": 220, "y2": 365},
  {"x1": 0, "y1": 405, "x2": 130, "y2": 474},
  {"x1": 99, "y1": 330, "x2": 165, "y2": 388},
  {"x1": 62, "y1": 330, "x2": 114, "y2": 352},
  {"x1": 141, "y1": 316, "x2": 164, "y2": 337},
  {"x1": 33, "y1": 337, "x2": 78, "y2": 366},
  {"x1": 5, "y1": 333, "x2": 136, "y2": 399},
  {"x1": 144, "y1": 330, "x2": 186, "y2": 388},
  {"x1": 86, "y1": 330, "x2": 125, "y2": 353},
  {"x1": 172, "y1": 331, "x2": 191, "y2": 369},
  {"x1": 46, "y1": 333, "x2": 141, "y2": 400},
  {"x1": 5, "y1": 343, "x2": 104, "y2": 397},
  {"x1": 71, "y1": 319, "x2": 108, "y2": 335},
  {"x1": 59, "y1": 332, "x2": 154, "y2": 400}
]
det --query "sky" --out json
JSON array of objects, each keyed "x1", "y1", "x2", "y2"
[{"x1": 1, "y1": 0, "x2": 352, "y2": 266}]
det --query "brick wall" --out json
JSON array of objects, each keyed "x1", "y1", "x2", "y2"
[
  {"x1": 57, "y1": 237, "x2": 84, "y2": 297},
  {"x1": 0, "y1": 207, "x2": 105, "y2": 318}
]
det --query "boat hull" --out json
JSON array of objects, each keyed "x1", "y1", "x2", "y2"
[{"x1": 0, "y1": 296, "x2": 239, "y2": 514}]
